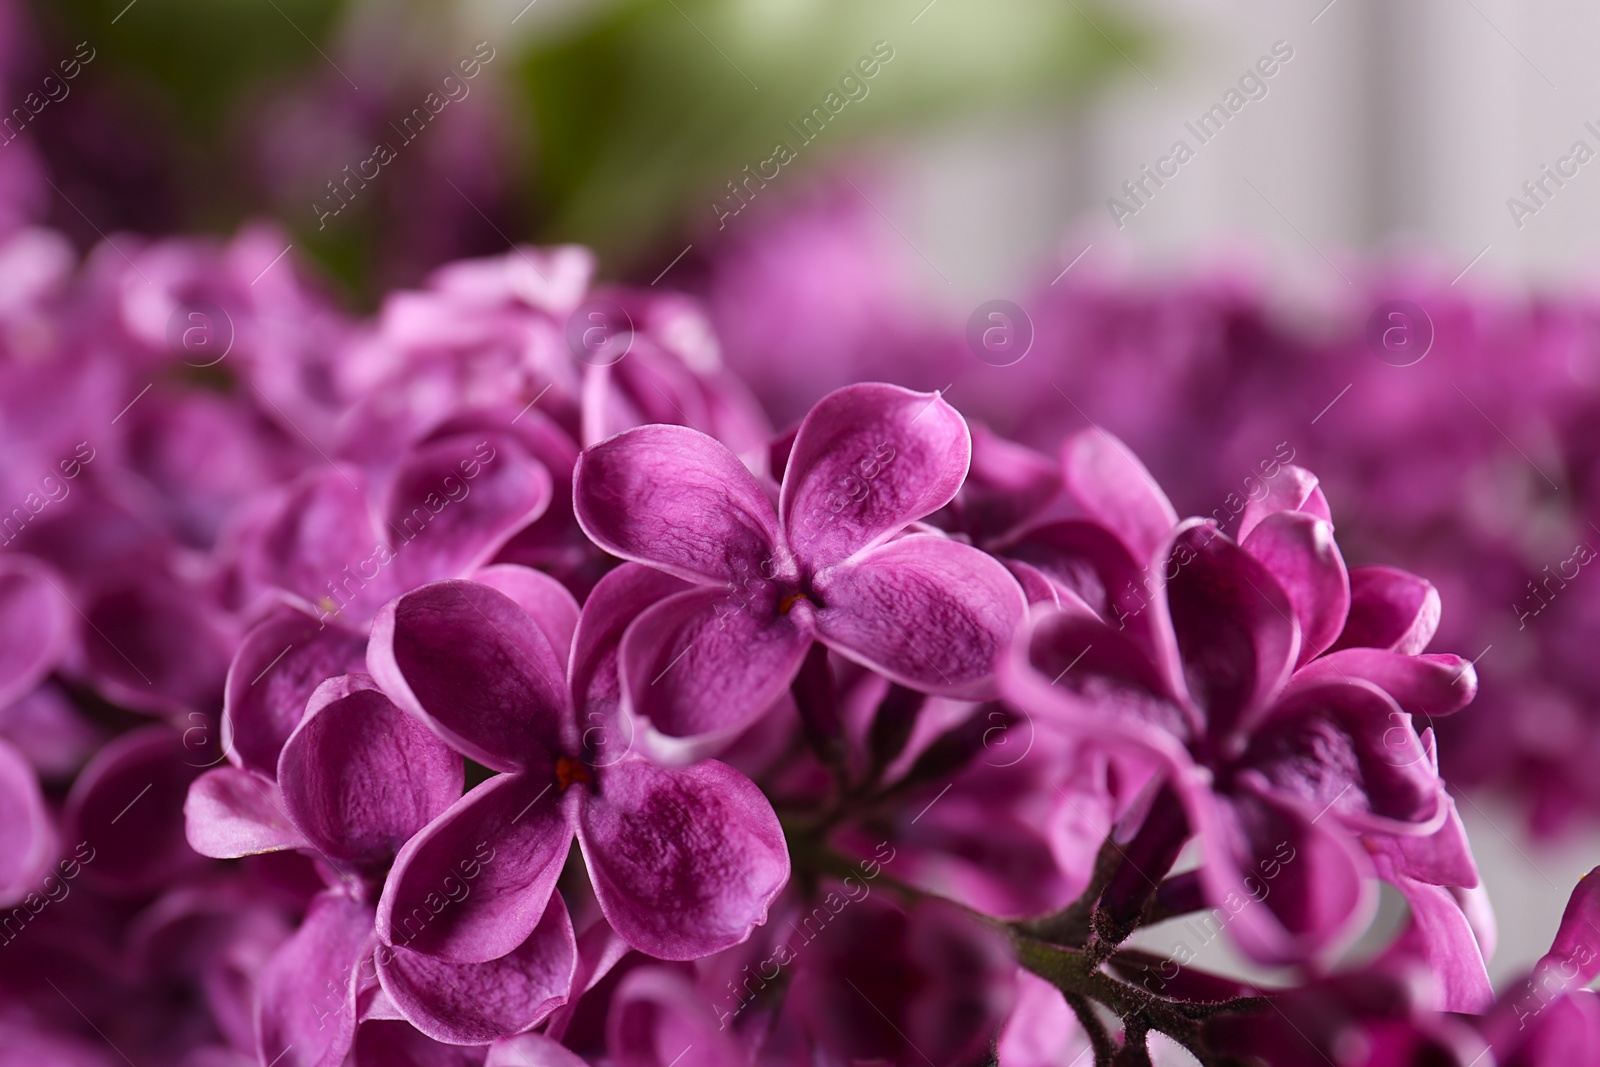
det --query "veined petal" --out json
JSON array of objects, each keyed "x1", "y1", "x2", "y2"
[
  {"x1": 279, "y1": 675, "x2": 463, "y2": 866},
  {"x1": 369, "y1": 579, "x2": 569, "y2": 772},
  {"x1": 184, "y1": 766, "x2": 306, "y2": 859},
  {"x1": 385, "y1": 432, "x2": 552, "y2": 591},
  {"x1": 618, "y1": 586, "x2": 809, "y2": 764},
  {"x1": 812, "y1": 535, "x2": 1026, "y2": 698},
  {"x1": 257, "y1": 891, "x2": 376, "y2": 1067},
  {"x1": 473, "y1": 564, "x2": 582, "y2": 671},
  {"x1": 577, "y1": 757, "x2": 789, "y2": 960},
  {"x1": 224, "y1": 609, "x2": 368, "y2": 776},
  {"x1": 377, "y1": 772, "x2": 576, "y2": 964},
  {"x1": 574, "y1": 423, "x2": 780, "y2": 586},
  {"x1": 379, "y1": 893, "x2": 576, "y2": 1046},
  {"x1": 781, "y1": 383, "x2": 970, "y2": 569},
  {"x1": 1290, "y1": 649, "x2": 1477, "y2": 718}
]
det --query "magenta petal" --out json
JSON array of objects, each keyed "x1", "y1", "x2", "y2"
[
  {"x1": 1191, "y1": 777, "x2": 1372, "y2": 965},
  {"x1": 1247, "y1": 679, "x2": 1445, "y2": 834},
  {"x1": 279, "y1": 675, "x2": 463, "y2": 866},
  {"x1": 1242, "y1": 512, "x2": 1349, "y2": 666},
  {"x1": 781, "y1": 383, "x2": 970, "y2": 569},
  {"x1": 618, "y1": 586, "x2": 809, "y2": 763},
  {"x1": 1058, "y1": 428, "x2": 1178, "y2": 565},
  {"x1": 0, "y1": 555, "x2": 70, "y2": 709},
  {"x1": 1540, "y1": 865, "x2": 1600, "y2": 988},
  {"x1": 1237, "y1": 465, "x2": 1331, "y2": 542},
  {"x1": 0, "y1": 738, "x2": 54, "y2": 906},
  {"x1": 813, "y1": 535, "x2": 1026, "y2": 698},
  {"x1": 574, "y1": 423, "x2": 780, "y2": 586},
  {"x1": 1290, "y1": 649, "x2": 1477, "y2": 718},
  {"x1": 577, "y1": 757, "x2": 789, "y2": 960},
  {"x1": 385, "y1": 432, "x2": 552, "y2": 590},
  {"x1": 257, "y1": 891, "x2": 375, "y2": 1067},
  {"x1": 378, "y1": 772, "x2": 576, "y2": 964},
  {"x1": 1166, "y1": 523, "x2": 1299, "y2": 741},
  {"x1": 998, "y1": 608, "x2": 1194, "y2": 758},
  {"x1": 485, "y1": 1033, "x2": 589, "y2": 1067},
  {"x1": 1332, "y1": 565, "x2": 1442, "y2": 655},
  {"x1": 370, "y1": 580, "x2": 569, "y2": 772},
  {"x1": 240, "y1": 468, "x2": 383, "y2": 617},
  {"x1": 607, "y1": 967, "x2": 747, "y2": 1067},
  {"x1": 473, "y1": 565, "x2": 582, "y2": 668},
  {"x1": 379, "y1": 891, "x2": 576, "y2": 1045},
  {"x1": 1374, "y1": 880, "x2": 1493, "y2": 1013},
  {"x1": 184, "y1": 767, "x2": 307, "y2": 859},
  {"x1": 224, "y1": 609, "x2": 368, "y2": 776}
]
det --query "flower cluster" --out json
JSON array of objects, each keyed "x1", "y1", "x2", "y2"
[{"x1": 2, "y1": 22, "x2": 1599, "y2": 1067}]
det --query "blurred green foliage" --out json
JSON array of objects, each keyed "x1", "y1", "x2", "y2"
[{"x1": 27, "y1": 0, "x2": 1143, "y2": 282}]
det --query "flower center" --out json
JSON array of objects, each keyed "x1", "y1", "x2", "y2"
[
  {"x1": 555, "y1": 755, "x2": 593, "y2": 793},
  {"x1": 778, "y1": 592, "x2": 811, "y2": 615}
]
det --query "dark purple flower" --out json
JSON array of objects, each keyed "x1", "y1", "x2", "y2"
[
  {"x1": 573, "y1": 382, "x2": 1026, "y2": 760},
  {"x1": 366, "y1": 564, "x2": 789, "y2": 967},
  {"x1": 1002, "y1": 445, "x2": 1477, "y2": 963}
]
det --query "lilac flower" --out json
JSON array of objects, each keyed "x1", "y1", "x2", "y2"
[
  {"x1": 573, "y1": 382, "x2": 1026, "y2": 760},
  {"x1": 221, "y1": 426, "x2": 555, "y2": 776},
  {"x1": 365, "y1": 564, "x2": 789, "y2": 967},
  {"x1": 1002, "y1": 442, "x2": 1478, "y2": 963},
  {"x1": 188, "y1": 673, "x2": 577, "y2": 1056}
]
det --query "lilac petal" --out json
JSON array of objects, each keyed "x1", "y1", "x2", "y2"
[
  {"x1": 379, "y1": 892, "x2": 575, "y2": 1046},
  {"x1": 378, "y1": 772, "x2": 577, "y2": 964},
  {"x1": 1058, "y1": 428, "x2": 1178, "y2": 564},
  {"x1": 1242, "y1": 512, "x2": 1349, "y2": 666},
  {"x1": 224, "y1": 609, "x2": 369, "y2": 776},
  {"x1": 1002, "y1": 519, "x2": 1159, "y2": 644},
  {"x1": 1246, "y1": 679, "x2": 1446, "y2": 835},
  {"x1": 1374, "y1": 880, "x2": 1493, "y2": 1013},
  {"x1": 1166, "y1": 523, "x2": 1299, "y2": 742},
  {"x1": 1237, "y1": 465, "x2": 1331, "y2": 542},
  {"x1": 1332, "y1": 565, "x2": 1441, "y2": 655},
  {"x1": 618, "y1": 586, "x2": 810, "y2": 763},
  {"x1": 352, "y1": 1021, "x2": 489, "y2": 1066},
  {"x1": 997, "y1": 971, "x2": 1092, "y2": 1067},
  {"x1": 608, "y1": 967, "x2": 747, "y2": 1067},
  {"x1": 574, "y1": 423, "x2": 780, "y2": 586},
  {"x1": 0, "y1": 739, "x2": 54, "y2": 906},
  {"x1": 485, "y1": 1033, "x2": 589, "y2": 1067},
  {"x1": 240, "y1": 468, "x2": 383, "y2": 617},
  {"x1": 813, "y1": 535, "x2": 1026, "y2": 698},
  {"x1": 1290, "y1": 649, "x2": 1477, "y2": 718},
  {"x1": 185, "y1": 767, "x2": 307, "y2": 858},
  {"x1": 780, "y1": 383, "x2": 969, "y2": 569},
  {"x1": 65, "y1": 725, "x2": 202, "y2": 894},
  {"x1": 998, "y1": 608, "x2": 1194, "y2": 758},
  {"x1": 385, "y1": 432, "x2": 552, "y2": 591},
  {"x1": 571, "y1": 563, "x2": 689, "y2": 710},
  {"x1": 1190, "y1": 776, "x2": 1373, "y2": 965},
  {"x1": 1539, "y1": 865, "x2": 1600, "y2": 988},
  {"x1": 956, "y1": 424, "x2": 1062, "y2": 543},
  {"x1": 257, "y1": 891, "x2": 375, "y2": 1067},
  {"x1": 0, "y1": 555, "x2": 70, "y2": 709},
  {"x1": 473, "y1": 565, "x2": 582, "y2": 668},
  {"x1": 279, "y1": 676, "x2": 463, "y2": 866},
  {"x1": 577, "y1": 757, "x2": 789, "y2": 960},
  {"x1": 370, "y1": 579, "x2": 569, "y2": 772}
]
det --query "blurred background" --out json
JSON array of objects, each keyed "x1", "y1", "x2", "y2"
[{"x1": 18, "y1": 0, "x2": 1600, "y2": 992}]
